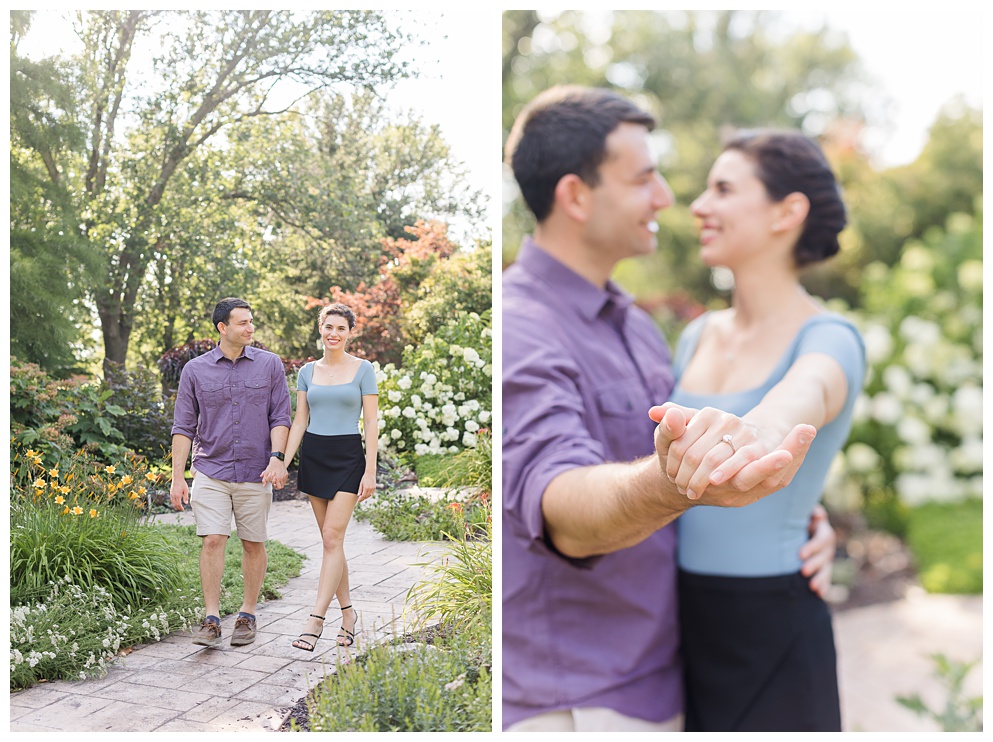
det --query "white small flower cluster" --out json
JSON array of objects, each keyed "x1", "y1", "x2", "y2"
[
  {"x1": 375, "y1": 312, "x2": 492, "y2": 460},
  {"x1": 10, "y1": 576, "x2": 202, "y2": 687}
]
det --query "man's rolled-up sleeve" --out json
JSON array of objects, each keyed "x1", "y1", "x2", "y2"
[
  {"x1": 502, "y1": 306, "x2": 606, "y2": 557},
  {"x1": 268, "y1": 357, "x2": 292, "y2": 430},
  {"x1": 171, "y1": 366, "x2": 199, "y2": 439}
]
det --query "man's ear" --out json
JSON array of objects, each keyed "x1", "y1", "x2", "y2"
[
  {"x1": 773, "y1": 192, "x2": 810, "y2": 233},
  {"x1": 553, "y1": 173, "x2": 593, "y2": 223}
]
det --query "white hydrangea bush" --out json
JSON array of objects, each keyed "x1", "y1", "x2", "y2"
[
  {"x1": 823, "y1": 219, "x2": 983, "y2": 511},
  {"x1": 375, "y1": 310, "x2": 492, "y2": 461}
]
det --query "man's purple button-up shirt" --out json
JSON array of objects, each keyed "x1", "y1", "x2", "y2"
[
  {"x1": 171, "y1": 345, "x2": 292, "y2": 483},
  {"x1": 502, "y1": 237, "x2": 682, "y2": 728}
]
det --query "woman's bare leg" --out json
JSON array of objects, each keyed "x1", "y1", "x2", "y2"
[{"x1": 292, "y1": 493, "x2": 356, "y2": 650}]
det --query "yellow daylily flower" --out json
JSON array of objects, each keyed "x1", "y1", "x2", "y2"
[
  {"x1": 59, "y1": 485, "x2": 70, "y2": 494},
  {"x1": 55, "y1": 495, "x2": 65, "y2": 505},
  {"x1": 49, "y1": 468, "x2": 60, "y2": 478},
  {"x1": 105, "y1": 465, "x2": 117, "y2": 474},
  {"x1": 62, "y1": 506, "x2": 69, "y2": 515},
  {"x1": 89, "y1": 509, "x2": 99, "y2": 518},
  {"x1": 137, "y1": 486, "x2": 147, "y2": 495},
  {"x1": 71, "y1": 506, "x2": 83, "y2": 515},
  {"x1": 33, "y1": 478, "x2": 46, "y2": 489},
  {"x1": 145, "y1": 472, "x2": 157, "y2": 482},
  {"x1": 121, "y1": 475, "x2": 133, "y2": 485}
]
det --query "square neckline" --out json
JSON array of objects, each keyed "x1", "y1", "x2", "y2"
[
  {"x1": 674, "y1": 313, "x2": 830, "y2": 400},
  {"x1": 307, "y1": 358, "x2": 364, "y2": 387}
]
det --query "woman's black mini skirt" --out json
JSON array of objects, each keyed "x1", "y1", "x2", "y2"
[{"x1": 297, "y1": 432, "x2": 365, "y2": 500}]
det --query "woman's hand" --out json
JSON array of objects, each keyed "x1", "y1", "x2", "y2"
[
  {"x1": 800, "y1": 504, "x2": 836, "y2": 597},
  {"x1": 356, "y1": 471, "x2": 377, "y2": 502}
]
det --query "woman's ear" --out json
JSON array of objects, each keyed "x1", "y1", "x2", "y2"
[
  {"x1": 773, "y1": 192, "x2": 810, "y2": 233},
  {"x1": 553, "y1": 173, "x2": 593, "y2": 223}
]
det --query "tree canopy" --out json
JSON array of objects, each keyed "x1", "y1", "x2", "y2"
[{"x1": 10, "y1": 10, "x2": 488, "y2": 374}]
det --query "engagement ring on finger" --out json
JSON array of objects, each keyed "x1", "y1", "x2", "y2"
[{"x1": 720, "y1": 434, "x2": 736, "y2": 453}]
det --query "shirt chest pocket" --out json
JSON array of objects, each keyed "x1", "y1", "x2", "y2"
[
  {"x1": 594, "y1": 382, "x2": 650, "y2": 461},
  {"x1": 243, "y1": 378, "x2": 270, "y2": 406},
  {"x1": 200, "y1": 382, "x2": 227, "y2": 410}
]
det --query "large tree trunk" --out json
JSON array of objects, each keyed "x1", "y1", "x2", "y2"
[{"x1": 98, "y1": 300, "x2": 132, "y2": 375}]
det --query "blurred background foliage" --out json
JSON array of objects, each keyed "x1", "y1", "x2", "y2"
[{"x1": 502, "y1": 10, "x2": 982, "y2": 592}]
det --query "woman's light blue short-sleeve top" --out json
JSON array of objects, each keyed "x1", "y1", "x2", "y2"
[
  {"x1": 296, "y1": 359, "x2": 378, "y2": 436},
  {"x1": 671, "y1": 312, "x2": 865, "y2": 577}
]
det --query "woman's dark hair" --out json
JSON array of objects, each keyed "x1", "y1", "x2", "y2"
[
  {"x1": 318, "y1": 302, "x2": 356, "y2": 330},
  {"x1": 505, "y1": 85, "x2": 657, "y2": 223},
  {"x1": 724, "y1": 130, "x2": 846, "y2": 268}
]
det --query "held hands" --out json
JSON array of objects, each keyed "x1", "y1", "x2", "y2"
[
  {"x1": 650, "y1": 402, "x2": 816, "y2": 506},
  {"x1": 261, "y1": 459, "x2": 288, "y2": 490}
]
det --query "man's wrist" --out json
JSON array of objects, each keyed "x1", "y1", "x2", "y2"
[{"x1": 269, "y1": 451, "x2": 285, "y2": 461}]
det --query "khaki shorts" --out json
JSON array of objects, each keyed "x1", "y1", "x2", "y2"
[
  {"x1": 506, "y1": 707, "x2": 683, "y2": 732},
  {"x1": 190, "y1": 473, "x2": 272, "y2": 542}
]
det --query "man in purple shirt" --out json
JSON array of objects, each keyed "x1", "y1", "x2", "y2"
[
  {"x1": 170, "y1": 297, "x2": 292, "y2": 647},
  {"x1": 502, "y1": 86, "x2": 833, "y2": 731}
]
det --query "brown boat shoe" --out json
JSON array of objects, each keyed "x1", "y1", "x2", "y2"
[
  {"x1": 230, "y1": 613, "x2": 257, "y2": 646},
  {"x1": 192, "y1": 618, "x2": 222, "y2": 647}
]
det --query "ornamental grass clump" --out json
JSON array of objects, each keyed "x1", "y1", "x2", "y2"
[
  {"x1": 9, "y1": 447, "x2": 183, "y2": 610},
  {"x1": 405, "y1": 511, "x2": 492, "y2": 635}
]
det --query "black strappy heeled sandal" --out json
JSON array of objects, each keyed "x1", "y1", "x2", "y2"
[
  {"x1": 336, "y1": 604, "x2": 357, "y2": 647},
  {"x1": 292, "y1": 613, "x2": 325, "y2": 652}
]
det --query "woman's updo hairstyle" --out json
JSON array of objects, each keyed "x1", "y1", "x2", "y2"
[
  {"x1": 318, "y1": 302, "x2": 356, "y2": 330},
  {"x1": 724, "y1": 130, "x2": 846, "y2": 268}
]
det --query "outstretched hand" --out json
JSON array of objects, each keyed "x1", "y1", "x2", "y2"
[{"x1": 650, "y1": 402, "x2": 816, "y2": 507}]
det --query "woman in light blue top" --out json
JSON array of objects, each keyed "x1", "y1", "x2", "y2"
[
  {"x1": 651, "y1": 131, "x2": 865, "y2": 731},
  {"x1": 283, "y1": 303, "x2": 379, "y2": 652}
]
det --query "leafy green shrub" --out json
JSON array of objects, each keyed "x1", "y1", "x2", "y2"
[
  {"x1": 10, "y1": 449, "x2": 180, "y2": 609},
  {"x1": 303, "y1": 624, "x2": 492, "y2": 732},
  {"x1": 10, "y1": 360, "x2": 147, "y2": 464},
  {"x1": 10, "y1": 358, "x2": 78, "y2": 458},
  {"x1": 401, "y1": 243, "x2": 492, "y2": 345},
  {"x1": 355, "y1": 487, "x2": 489, "y2": 543},
  {"x1": 376, "y1": 309, "x2": 492, "y2": 462},
  {"x1": 905, "y1": 499, "x2": 982, "y2": 594},
  {"x1": 102, "y1": 363, "x2": 175, "y2": 462}
]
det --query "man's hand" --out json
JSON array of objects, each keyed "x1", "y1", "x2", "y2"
[
  {"x1": 170, "y1": 476, "x2": 190, "y2": 512},
  {"x1": 800, "y1": 504, "x2": 836, "y2": 597},
  {"x1": 650, "y1": 403, "x2": 815, "y2": 506},
  {"x1": 261, "y1": 458, "x2": 288, "y2": 489}
]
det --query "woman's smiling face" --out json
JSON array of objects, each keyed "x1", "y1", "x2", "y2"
[{"x1": 690, "y1": 149, "x2": 781, "y2": 268}]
